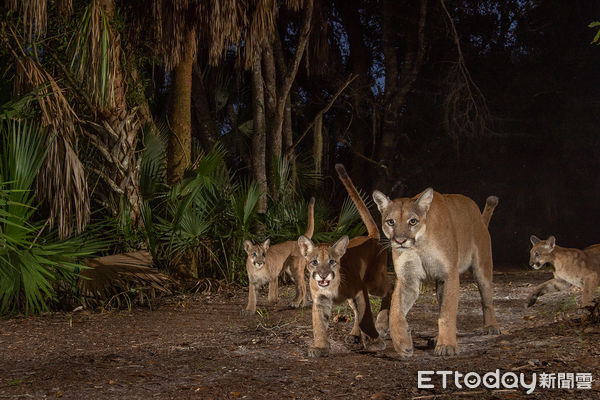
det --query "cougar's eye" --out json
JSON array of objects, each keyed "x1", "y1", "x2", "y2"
[
  {"x1": 408, "y1": 218, "x2": 419, "y2": 226},
  {"x1": 534, "y1": 251, "x2": 539, "y2": 257},
  {"x1": 386, "y1": 219, "x2": 395, "y2": 226},
  {"x1": 311, "y1": 260, "x2": 318, "y2": 266},
  {"x1": 262, "y1": 252, "x2": 265, "y2": 257},
  {"x1": 328, "y1": 259, "x2": 335, "y2": 266},
  {"x1": 252, "y1": 252, "x2": 257, "y2": 257}
]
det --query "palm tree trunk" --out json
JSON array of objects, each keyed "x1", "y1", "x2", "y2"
[
  {"x1": 89, "y1": 0, "x2": 142, "y2": 226},
  {"x1": 167, "y1": 31, "x2": 194, "y2": 185}
]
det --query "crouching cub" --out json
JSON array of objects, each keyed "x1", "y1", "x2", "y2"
[
  {"x1": 373, "y1": 189, "x2": 500, "y2": 357},
  {"x1": 527, "y1": 235, "x2": 600, "y2": 307},
  {"x1": 243, "y1": 198, "x2": 315, "y2": 314},
  {"x1": 298, "y1": 235, "x2": 392, "y2": 357}
]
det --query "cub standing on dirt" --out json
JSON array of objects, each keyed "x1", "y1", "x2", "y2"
[
  {"x1": 296, "y1": 164, "x2": 394, "y2": 357},
  {"x1": 373, "y1": 188, "x2": 500, "y2": 357},
  {"x1": 242, "y1": 198, "x2": 315, "y2": 314},
  {"x1": 527, "y1": 235, "x2": 600, "y2": 307}
]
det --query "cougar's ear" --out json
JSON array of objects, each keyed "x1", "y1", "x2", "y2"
[
  {"x1": 330, "y1": 235, "x2": 349, "y2": 259},
  {"x1": 546, "y1": 235, "x2": 556, "y2": 251},
  {"x1": 262, "y1": 238, "x2": 270, "y2": 250},
  {"x1": 297, "y1": 235, "x2": 315, "y2": 258},
  {"x1": 243, "y1": 240, "x2": 253, "y2": 254},
  {"x1": 530, "y1": 235, "x2": 541, "y2": 246},
  {"x1": 415, "y1": 187, "x2": 434, "y2": 214},
  {"x1": 372, "y1": 190, "x2": 391, "y2": 213}
]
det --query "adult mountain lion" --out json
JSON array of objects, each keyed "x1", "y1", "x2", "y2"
[
  {"x1": 242, "y1": 197, "x2": 315, "y2": 314},
  {"x1": 296, "y1": 165, "x2": 393, "y2": 357},
  {"x1": 373, "y1": 188, "x2": 500, "y2": 357},
  {"x1": 527, "y1": 235, "x2": 600, "y2": 307}
]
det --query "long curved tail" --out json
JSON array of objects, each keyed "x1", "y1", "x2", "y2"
[
  {"x1": 482, "y1": 195, "x2": 499, "y2": 228},
  {"x1": 304, "y1": 197, "x2": 315, "y2": 239},
  {"x1": 335, "y1": 164, "x2": 380, "y2": 240}
]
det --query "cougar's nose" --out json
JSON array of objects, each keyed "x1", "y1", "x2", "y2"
[
  {"x1": 395, "y1": 237, "x2": 407, "y2": 245},
  {"x1": 318, "y1": 272, "x2": 329, "y2": 280}
]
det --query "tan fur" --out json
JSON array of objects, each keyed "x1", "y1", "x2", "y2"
[
  {"x1": 373, "y1": 188, "x2": 500, "y2": 357},
  {"x1": 335, "y1": 164, "x2": 380, "y2": 239},
  {"x1": 527, "y1": 235, "x2": 600, "y2": 307},
  {"x1": 481, "y1": 196, "x2": 498, "y2": 227},
  {"x1": 294, "y1": 164, "x2": 393, "y2": 357},
  {"x1": 243, "y1": 198, "x2": 315, "y2": 314}
]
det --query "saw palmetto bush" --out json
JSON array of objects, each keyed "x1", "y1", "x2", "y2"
[
  {"x1": 135, "y1": 129, "x2": 366, "y2": 284},
  {"x1": 0, "y1": 120, "x2": 107, "y2": 315},
  {"x1": 136, "y1": 127, "x2": 260, "y2": 282},
  {"x1": 263, "y1": 156, "x2": 367, "y2": 244}
]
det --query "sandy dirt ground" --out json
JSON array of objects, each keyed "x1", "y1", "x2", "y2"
[{"x1": 1, "y1": 269, "x2": 600, "y2": 399}]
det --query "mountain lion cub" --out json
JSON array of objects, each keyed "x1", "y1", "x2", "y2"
[
  {"x1": 298, "y1": 234, "x2": 391, "y2": 357},
  {"x1": 373, "y1": 188, "x2": 500, "y2": 357},
  {"x1": 243, "y1": 198, "x2": 315, "y2": 314},
  {"x1": 527, "y1": 235, "x2": 600, "y2": 307},
  {"x1": 296, "y1": 164, "x2": 393, "y2": 357}
]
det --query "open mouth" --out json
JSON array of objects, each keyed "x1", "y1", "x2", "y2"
[{"x1": 317, "y1": 279, "x2": 330, "y2": 287}]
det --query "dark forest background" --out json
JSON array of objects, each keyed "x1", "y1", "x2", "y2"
[{"x1": 1, "y1": 0, "x2": 599, "y2": 312}]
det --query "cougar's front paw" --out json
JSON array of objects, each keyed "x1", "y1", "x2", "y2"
[
  {"x1": 308, "y1": 346, "x2": 329, "y2": 357},
  {"x1": 394, "y1": 343, "x2": 413, "y2": 358},
  {"x1": 485, "y1": 324, "x2": 501, "y2": 335},
  {"x1": 363, "y1": 336, "x2": 386, "y2": 352},
  {"x1": 375, "y1": 312, "x2": 390, "y2": 339},
  {"x1": 345, "y1": 334, "x2": 361, "y2": 344},
  {"x1": 434, "y1": 343, "x2": 459, "y2": 357},
  {"x1": 289, "y1": 300, "x2": 301, "y2": 309},
  {"x1": 241, "y1": 308, "x2": 255, "y2": 316}
]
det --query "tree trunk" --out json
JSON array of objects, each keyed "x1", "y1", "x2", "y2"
[
  {"x1": 269, "y1": 0, "x2": 313, "y2": 170},
  {"x1": 262, "y1": 39, "x2": 279, "y2": 199},
  {"x1": 251, "y1": 52, "x2": 268, "y2": 214},
  {"x1": 313, "y1": 113, "x2": 323, "y2": 175},
  {"x1": 192, "y1": 68, "x2": 218, "y2": 152},
  {"x1": 167, "y1": 30, "x2": 194, "y2": 185},
  {"x1": 336, "y1": 0, "x2": 373, "y2": 167},
  {"x1": 87, "y1": 0, "x2": 142, "y2": 227},
  {"x1": 375, "y1": 0, "x2": 428, "y2": 189},
  {"x1": 282, "y1": 94, "x2": 297, "y2": 188}
]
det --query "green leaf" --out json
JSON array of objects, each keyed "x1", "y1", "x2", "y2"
[{"x1": 593, "y1": 29, "x2": 600, "y2": 45}]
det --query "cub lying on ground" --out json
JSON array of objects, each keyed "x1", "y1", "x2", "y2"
[
  {"x1": 527, "y1": 235, "x2": 600, "y2": 307},
  {"x1": 298, "y1": 234, "x2": 392, "y2": 357},
  {"x1": 242, "y1": 198, "x2": 315, "y2": 314},
  {"x1": 373, "y1": 188, "x2": 500, "y2": 357}
]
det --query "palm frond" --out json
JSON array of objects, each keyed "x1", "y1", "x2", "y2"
[
  {"x1": 0, "y1": 119, "x2": 107, "y2": 315},
  {"x1": 79, "y1": 251, "x2": 171, "y2": 307},
  {"x1": 7, "y1": 0, "x2": 48, "y2": 40},
  {"x1": 70, "y1": 0, "x2": 118, "y2": 108},
  {"x1": 7, "y1": 28, "x2": 90, "y2": 238},
  {"x1": 230, "y1": 179, "x2": 261, "y2": 228}
]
